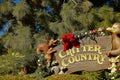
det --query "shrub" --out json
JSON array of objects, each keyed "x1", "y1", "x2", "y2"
[
  {"x1": 0, "y1": 53, "x2": 23, "y2": 75},
  {"x1": 43, "y1": 74, "x2": 94, "y2": 80},
  {"x1": 0, "y1": 75, "x2": 35, "y2": 80}
]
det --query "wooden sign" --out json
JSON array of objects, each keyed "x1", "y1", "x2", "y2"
[{"x1": 54, "y1": 36, "x2": 111, "y2": 73}]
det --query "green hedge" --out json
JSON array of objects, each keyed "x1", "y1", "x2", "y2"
[
  {"x1": 0, "y1": 75, "x2": 35, "y2": 80},
  {"x1": 43, "y1": 74, "x2": 94, "y2": 80}
]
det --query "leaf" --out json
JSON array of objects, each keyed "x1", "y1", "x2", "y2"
[
  {"x1": 12, "y1": 1, "x2": 31, "y2": 20},
  {"x1": 0, "y1": 1, "x2": 13, "y2": 15},
  {"x1": 98, "y1": 6, "x2": 114, "y2": 21},
  {"x1": 3, "y1": 26, "x2": 32, "y2": 52},
  {"x1": 81, "y1": 0, "x2": 93, "y2": 13}
]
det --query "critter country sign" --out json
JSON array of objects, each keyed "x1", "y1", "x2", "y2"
[
  {"x1": 54, "y1": 36, "x2": 111, "y2": 73},
  {"x1": 59, "y1": 45, "x2": 105, "y2": 66}
]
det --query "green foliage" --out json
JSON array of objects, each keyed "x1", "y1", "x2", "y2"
[
  {"x1": 0, "y1": 75, "x2": 35, "y2": 80},
  {"x1": 0, "y1": 1, "x2": 13, "y2": 15},
  {"x1": 75, "y1": 12, "x2": 94, "y2": 29},
  {"x1": 50, "y1": 0, "x2": 94, "y2": 36},
  {"x1": 114, "y1": 13, "x2": 120, "y2": 22},
  {"x1": 43, "y1": 71, "x2": 109, "y2": 80},
  {"x1": 3, "y1": 26, "x2": 32, "y2": 52},
  {"x1": 1, "y1": 0, "x2": 120, "y2": 79},
  {"x1": 30, "y1": 53, "x2": 51, "y2": 80},
  {"x1": 33, "y1": 32, "x2": 56, "y2": 47},
  {"x1": 49, "y1": 22, "x2": 69, "y2": 36},
  {"x1": 0, "y1": 53, "x2": 24, "y2": 75},
  {"x1": 96, "y1": 6, "x2": 114, "y2": 28},
  {"x1": 81, "y1": 71, "x2": 104, "y2": 80},
  {"x1": 60, "y1": 2, "x2": 76, "y2": 32},
  {"x1": 98, "y1": 6, "x2": 114, "y2": 20},
  {"x1": 41, "y1": 0, "x2": 49, "y2": 7},
  {"x1": 12, "y1": 1, "x2": 31, "y2": 20},
  {"x1": 0, "y1": 50, "x2": 38, "y2": 75},
  {"x1": 33, "y1": 33, "x2": 46, "y2": 46},
  {"x1": 48, "y1": 0, "x2": 120, "y2": 37},
  {"x1": 21, "y1": 53, "x2": 38, "y2": 74},
  {"x1": 43, "y1": 74, "x2": 99, "y2": 80},
  {"x1": 81, "y1": 0, "x2": 93, "y2": 13},
  {"x1": 36, "y1": 10, "x2": 51, "y2": 32}
]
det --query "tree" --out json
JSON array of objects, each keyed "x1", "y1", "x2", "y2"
[
  {"x1": 96, "y1": 5, "x2": 114, "y2": 28},
  {"x1": 3, "y1": 26, "x2": 33, "y2": 53},
  {"x1": 12, "y1": 1, "x2": 31, "y2": 20},
  {"x1": 114, "y1": 13, "x2": 120, "y2": 22},
  {"x1": 49, "y1": 0, "x2": 94, "y2": 36},
  {"x1": 0, "y1": 1, "x2": 13, "y2": 15}
]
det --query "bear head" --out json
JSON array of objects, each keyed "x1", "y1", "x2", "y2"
[{"x1": 107, "y1": 23, "x2": 120, "y2": 34}]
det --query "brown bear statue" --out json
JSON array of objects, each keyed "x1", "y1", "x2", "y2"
[{"x1": 106, "y1": 23, "x2": 120, "y2": 57}]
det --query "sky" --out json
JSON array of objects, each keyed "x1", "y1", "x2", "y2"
[{"x1": 0, "y1": 20, "x2": 12, "y2": 36}]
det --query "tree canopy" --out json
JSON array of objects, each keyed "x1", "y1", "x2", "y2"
[{"x1": 0, "y1": 0, "x2": 120, "y2": 53}]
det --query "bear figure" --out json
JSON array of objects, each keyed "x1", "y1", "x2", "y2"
[
  {"x1": 36, "y1": 38, "x2": 58, "y2": 67},
  {"x1": 106, "y1": 23, "x2": 120, "y2": 57}
]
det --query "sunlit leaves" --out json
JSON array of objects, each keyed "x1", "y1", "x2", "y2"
[
  {"x1": 0, "y1": 1, "x2": 13, "y2": 15},
  {"x1": 36, "y1": 10, "x2": 51, "y2": 24},
  {"x1": 96, "y1": 6, "x2": 114, "y2": 28},
  {"x1": 98, "y1": 6, "x2": 114, "y2": 21},
  {"x1": 81, "y1": 0, "x2": 93, "y2": 13},
  {"x1": 12, "y1": 1, "x2": 31, "y2": 20},
  {"x1": 49, "y1": 22, "x2": 69, "y2": 36},
  {"x1": 60, "y1": 0, "x2": 94, "y2": 32},
  {"x1": 60, "y1": 3, "x2": 78, "y2": 32},
  {"x1": 97, "y1": 20, "x2": 112, "y2": 28},
  {"x1": 114, "y1": 13, "x2": 120, "y2": 22},
  {"x1": 3, "y1": 27, "x2": 32, "y2": 52},
  {"x1": 41, "y1": 0, "x2": 49, "y2": 7},
  {"x1": 0, "y1": 53, "x2": 24, "y2": 75},
  {"x1": 75, "y1": 13, "x2": 94, "y2": 29}
]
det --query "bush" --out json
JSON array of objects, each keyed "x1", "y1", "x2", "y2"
[
  {"x1": 0, "y1": 75, "x2": 35, "y2": 80},
  {"x1": 0, "y1": 49, "x2": 39, "y2": 75},
  {"x1": 43, "y1": 74, "x2": 94, "y2": 80},
  {"x1": 43, "y1": 71, "x2": 109, "y2": 80},
  {"x1": 0, "y1": 53, "x2": 23, "y2": 75}
]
